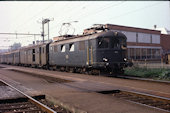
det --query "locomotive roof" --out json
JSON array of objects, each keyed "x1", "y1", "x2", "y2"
[{"x1": 50, "y1": 30, "x2": 126, "y2": 46}]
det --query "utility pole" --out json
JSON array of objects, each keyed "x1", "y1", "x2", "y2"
[{"x1": 41, "y1": 18, "x2": 54, "y2": 43}]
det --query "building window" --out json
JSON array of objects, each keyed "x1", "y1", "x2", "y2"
[
  {"x1": 136, "y1": 48, "x2": 140, "y2": 59},
  {"x1": 79, "y1": 41, "x2": 85, "y2": 50},
  {"x1": 61, "y1": 45, "x2": 66, "y2": 52},
  {"x1": 141, "y1": 48, "x2": 147, "y2": 59},
  {"x1": 69, "y1": 43, "x2": 74, "y2": 52},
  {"x1": 136, "y1": 33, "x2": 138, "y2": 43},
  {"x1": 130, "y1": 48, "x2": 135, "y2": 59},
  {"x1": 153, "y1": 49, "x2": 160, "y2": 59},
  {"x1": 150, "y1": 35, "x2": 152, "y2": 43},
  {"x1": 147, "y1": 49, "x2": 152, "y2": 59}
]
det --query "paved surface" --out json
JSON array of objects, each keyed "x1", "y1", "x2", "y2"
[{"x1": 0, "y1": 64, "x2": 169, "y2": 113}]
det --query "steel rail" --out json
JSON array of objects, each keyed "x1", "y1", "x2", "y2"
[
  {"x1": 119, "y1": 90, "x2": 170, "y2": 112},
  {"x1": 98, "y1": 89, "x2": 170, "y2": 112},
  {"x1": 0, "y1": 79, "x2": 57, "y2": 113},
  {"x1": 121, "y1": 89, "x2": 170, "y2": 102}
]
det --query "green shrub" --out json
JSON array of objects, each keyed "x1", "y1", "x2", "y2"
[{"x1": 124, "y1": 66, "x2": 170, "y2": 80}]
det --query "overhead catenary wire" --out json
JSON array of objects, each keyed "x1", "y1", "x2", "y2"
[
  {"x1": 9, "y1": 2, "x2": 34, "y2": 31},
  {"x1": 49, "y1": 2, "x2": 116, "y2": 36},
  {"x1": 15, "y1": 3, "x2": 56, "y2": 31},
  {"x1": 96, "y1": 1, "x2": 165, "y2": 24},
  {"x1": 75, "y1": 1, "x2": 125, "y2": 21}
]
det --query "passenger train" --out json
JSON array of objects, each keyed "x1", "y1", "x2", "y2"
[{"x1": 0, "y1": 25, "x2": 131, "y2": 75}]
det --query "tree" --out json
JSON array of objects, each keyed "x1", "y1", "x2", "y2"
[{"x1": 11, "y1": 42, "x2": 21, "y2": 50}]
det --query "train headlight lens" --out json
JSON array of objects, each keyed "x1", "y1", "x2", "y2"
[
  {"x1": 103, "y1": 58, "x2": 108, "y2": 62},
  {"x1": 124, "y1": 58, "x2": 127, "y2": 61},
  {"x1": 106, "y1": 63, "x2": 109, "y2": 66}
]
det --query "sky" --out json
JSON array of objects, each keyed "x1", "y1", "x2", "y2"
[{"x1": 0, "y1": 1, "x2": 170, "y2": 49}]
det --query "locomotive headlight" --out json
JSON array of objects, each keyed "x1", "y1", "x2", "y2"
[
  {"x1": 103, "y1": 58, "x2": 108, "y2": 62},
  {"x1": 124, "y1": 58, "x2": 127, "y2": 61},
  {"x1": 106, "y1": 63, "x2": 109, "y2": 66}
]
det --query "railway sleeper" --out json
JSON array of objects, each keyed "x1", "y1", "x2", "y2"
[
  {"x1": 0, "y1": 107, "x2": 41, "y2": 113},
  {"x1": 98, "y1": 90, "x2": 170, "y2": 112},
  {"x1": 161, "y1": 104, "x2": 170, "y2": 110},
  {"x1": 4, "y1": 109, "x2": 43, "y2": 113},
  {"x1": 0, "y1": 104, "x2": 36, "y2": 110},
  {"x1": 0, "y1": 101, "x2": 32, "y2": 107}
]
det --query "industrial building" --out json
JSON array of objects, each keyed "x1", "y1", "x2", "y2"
[{"x1": 105, "y1": 24, "x2": 163, "y2": 61}]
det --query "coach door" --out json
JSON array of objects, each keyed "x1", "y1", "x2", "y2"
[{"x1": 39, "y1": 47, "x2": 42, "y2": 65}]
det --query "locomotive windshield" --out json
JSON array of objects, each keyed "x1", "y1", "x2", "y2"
[
  {"x1": 110, "y1": 38, "x2": 120, "y2": 49},
  {"x1": 98, "y1": 37, "x2": 109, "y2": 48},
  {"x1": 98, "y1": 36, "x2": 126, "y2": 49}
]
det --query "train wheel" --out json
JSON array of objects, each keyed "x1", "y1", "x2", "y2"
[
  {"x1": 91, "y1": 69, "x2": 100, "y2": 75},
  {"x1": 69, "y1": 67, "x2": 75, "y2": 73}
]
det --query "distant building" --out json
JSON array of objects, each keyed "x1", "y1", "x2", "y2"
[
  {"x1": 105, "y1": 24, "x2": 161, "y2": 61},
  {"x1": 160, "y1": 34, "x2": 170, "y2": 54},
  {"x1": 11, "y1": 43, "x2": 21, "y2": 50},
  {"x1": 0, "y1": 49, "x2": 8, "y2": 53}
]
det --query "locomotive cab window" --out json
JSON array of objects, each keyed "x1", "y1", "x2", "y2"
[
  {"x1": 120, "y1": 38, "x2": 127, "y2": 49},
  {"x1": 117, "y1": 36, "x2": 126, "y2": 49},
  {"x1": 69, "y1": 43, "x2": 74, "y2": 52},
  {"x1": 110, "y1": 38, "x2": 120, "y2": 49},
  {"x1": 98, "y1": 37, "x2": 109, "y2": 48},
  {"x1": 61, "y1": 45, "x2": 66, "y2": 52}
]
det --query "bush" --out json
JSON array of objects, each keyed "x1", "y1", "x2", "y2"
[{"x1": 124, "y1": 66, "x2": 170, "y2": 80}]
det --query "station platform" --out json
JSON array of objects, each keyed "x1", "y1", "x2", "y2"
[{"x1": 0, "y1": 64, "x2": 168, "y2": 113}]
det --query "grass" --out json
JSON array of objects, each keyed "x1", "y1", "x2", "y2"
[{"x1": 124, "y1": 66, "x2": 170, "y2": 80}]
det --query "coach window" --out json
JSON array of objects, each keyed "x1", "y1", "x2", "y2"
[
  {"x1": 69, "y1": 43, "x2": 74, "y2": 52},
  {"x1": 32, "y1": 49, "x2": 35, "y2": 62},
  {"x1": 42, "y1": 47, "x2": 45, "y2": 53},
  {"x1": 50, "y1": 46, "x2": 53, "y2": 51},
  {"x1": 61, "y1": 45, "x2": 66, "y2": 52},
  {"x1": 79, "y1": 41, "x2": 85, "y2": 50},
  {"x1": 98, "y1": 37, "x2": 109, "y2": 48}
]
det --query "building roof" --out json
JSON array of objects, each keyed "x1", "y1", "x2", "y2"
[
  {"x1": 154, "y1": 28, "x2": 170, "y2": 34},
  {"x1": 105, "y1": 24, "x2": 160, "y2": 35}
]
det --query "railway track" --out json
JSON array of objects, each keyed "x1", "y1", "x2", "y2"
[
  {"x1": 98, "y1": 90, "x2": 170, "y2": 112},
  {"x1": 0, "y1": 79, "x2": 70, "y2": 113},
  {"x1": 1, "y1": 64, "x2": 170, "y2": 85},
  {"x1": 116, "y1": 75, "x2": 170, "y2": 84}
]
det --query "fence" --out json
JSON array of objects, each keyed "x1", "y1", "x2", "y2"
[{"x1": 132, "y1": 60, "x2": 170, "y2": 69}]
